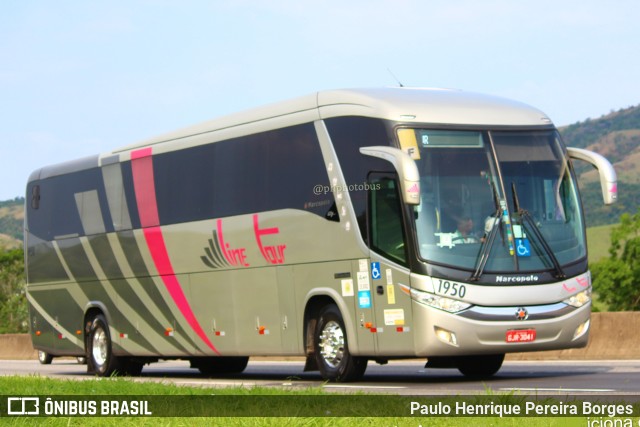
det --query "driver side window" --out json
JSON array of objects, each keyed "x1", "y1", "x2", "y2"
[{"x1": 369, "y1": 175, "x2": 407, "y2": 266}]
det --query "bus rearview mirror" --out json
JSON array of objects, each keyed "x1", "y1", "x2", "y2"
[
  {"x1": 567, "y1": 147, "x2": 617, "y2": 205},
  {"x1": 360, "y1": 146, "x2": 420, "y2": 205}
]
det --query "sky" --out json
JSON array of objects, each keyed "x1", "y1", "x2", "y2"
[{"x1": 1, "y1": 0, "x2": 639, "y2": 200}]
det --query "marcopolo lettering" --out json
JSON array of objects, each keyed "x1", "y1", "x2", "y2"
[{"x1": 495, "y1": 275, "x2": 539, "y2": 283}]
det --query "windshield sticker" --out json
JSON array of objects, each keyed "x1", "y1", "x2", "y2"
[
  {"x1": 513, "y1": 224, "x2": 526, "y2": 239},
  {"x1": 435, "y1": 232, "x2": 455, "y2": 249},
  {"x1": 516, "y1": 239, "x2": 531, "y2": 257},
  {"x1": 397, "y1": 129, "x2": 421, "y2": 160}
]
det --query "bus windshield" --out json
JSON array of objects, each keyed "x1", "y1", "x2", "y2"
[{"x1": 406, "y1": 128, "x2": 585, "y2": 275}]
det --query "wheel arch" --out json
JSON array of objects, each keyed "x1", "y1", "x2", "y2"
[
  {"x1": 302, "y1": 288, "x2": 360, "y2": 356},
  {"x1": 82, "y1": 302, "x2": 111, "y2": 352}
]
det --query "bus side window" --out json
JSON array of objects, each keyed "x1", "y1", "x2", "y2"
[{"x1": 369, "y1": 175, "x2": 407, "y2": 266}]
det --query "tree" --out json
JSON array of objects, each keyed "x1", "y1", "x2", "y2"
[
  {"x1": 0, "y1": 249, "x2": 27, "y2": 333},
  {"x1": 591, "y1": 210, "x2": 640, "y2": 310}
]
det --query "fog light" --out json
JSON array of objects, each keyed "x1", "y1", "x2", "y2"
[
  {"x1": 434, "y1": 326, "x2": 458, "y2": 347},
  {"x1": 573, "y1": 319, "x2": 590, "y2": 340}
]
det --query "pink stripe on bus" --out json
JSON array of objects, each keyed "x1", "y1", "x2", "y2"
[
  {"x1": 130, "y1": 148, "x2": 160, "y2": 228},
  {"x1": 131, "y1": 148, "x2": 220, "y2": 355}
]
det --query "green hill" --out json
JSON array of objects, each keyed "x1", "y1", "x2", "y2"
[
  {"x1": 0, "y1": 198, "x2": 24, "y2": 250},
  {"x1": 559, "y1": 104, "x2": 640, "y2": 227}
]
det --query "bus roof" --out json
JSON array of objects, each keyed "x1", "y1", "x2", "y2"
[
  {"x1": 29, "y1": 88, "x2": 554, "y2": 181},
  {"x1": 117, "y1": 87, "x2": 552, "y2": 153}
]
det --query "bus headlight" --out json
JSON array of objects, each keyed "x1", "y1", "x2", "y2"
[
  {"x1": 563, "y1": 288, "x2": 591, "y2": 308},
  {"x1": 410, "y1": 288, "x2": 471, "y2": 313}
]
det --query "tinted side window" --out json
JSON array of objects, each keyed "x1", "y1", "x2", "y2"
[
  {"x1": 369, "y1": 175, "x2": 407, "y2": 266},
  {"x1": 153, "y1": 123, "x2": 334, "y2": 224},
  {"x1": 325, "y1": 117, "x2": 394, "y2": 243},
  {"x1": 27, "y1": 169, "x2": 113, "y2": 241}
]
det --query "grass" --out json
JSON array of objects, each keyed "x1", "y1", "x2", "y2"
[{"x1": 0, "y1": 376, "x2": 631, "y2": 426}]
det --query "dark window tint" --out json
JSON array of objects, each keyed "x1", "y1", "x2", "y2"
[
  {"x1": 369, "y1": 175, "x2": 408, "y2": 265},
  {"x1": 153, "y1": 123, "x2": 334, "y2": 224},
  {"x1": 325, "y1": 117, "x2": 394, "y2": 243},
  {"x1": 26, "y1": 169, "x2": 113, "y2": 241}
]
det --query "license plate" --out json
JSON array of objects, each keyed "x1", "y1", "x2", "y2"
[{"x1": 506, "y1": 329, "x2": 536, "y2": 343}]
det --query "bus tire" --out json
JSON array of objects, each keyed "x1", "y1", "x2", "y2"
[
  {"x1": 193, "y1": 357, "x2": 249, "y2": 376},
  {"x1": 87, "y1": 314, "x2": 122, "y2": 377},
  {"x1": 456, "y1": 354, "x2": 505, "y2": 378},
  {"x1": 38, "y1": 350, "x2": 53, "y2": 365},
  {"x1": 313, "y1": 304, "x2": 367, "y2": 382}
]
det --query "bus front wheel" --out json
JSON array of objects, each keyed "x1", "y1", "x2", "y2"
[
  {"x1": 456, "y1": 354, "x2": 505, "y2": 378},
  {"x1": 313, "y1": 304, "x2": 367, "y2": 382}
]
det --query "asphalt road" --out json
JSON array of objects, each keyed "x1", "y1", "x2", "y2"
[{"x1": 2, "y1": 359, "x2": 640, "y2": 396}]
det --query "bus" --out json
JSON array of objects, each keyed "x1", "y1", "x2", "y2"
[{"x1": 25, "y1": 88, "x2": 617, "y2": 381}]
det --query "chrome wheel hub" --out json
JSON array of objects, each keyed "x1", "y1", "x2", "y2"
[
  {"x1": 92, "y1": 326, "x2": 108, "y2": 368},
  {"x1": 319, "y1": 320, "x2": 345, "y2": 368}
]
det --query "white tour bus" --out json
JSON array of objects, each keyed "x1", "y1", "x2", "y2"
[{"x1": 25, "y1": 88, "x2": 616, "y2": 381}]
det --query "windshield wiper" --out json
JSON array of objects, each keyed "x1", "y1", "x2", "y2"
[
  {"x1": 469, "y1": 208, "x2": 501, "y2": 282},
  {"x1": 511, "y1": 182, "x2": 566, "y2": 279},
  {"x1": 469, "y1": 178, "x2": 502, "y2": 282}
]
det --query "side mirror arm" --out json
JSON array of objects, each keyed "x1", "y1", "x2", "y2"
[
  {"x1": 567, "y1": 147, "x2": 617, "y2": 205},
  {"x1": 359, "y1": 146, "x2": 420, "y2": 205}
]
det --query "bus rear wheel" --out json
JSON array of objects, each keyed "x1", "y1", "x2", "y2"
[
  {"x1": 87, "y1": 314, "x2": 123, "y2": 377},
  {"x1": 38, "y1": 350, "x2": 53, "y2": 365},
  {"x1": 313, "y1": 304, "x2": 367, "y2": 382},
  {"x1": 456, "y1": 354, "x2": 505, "y2": 378}
]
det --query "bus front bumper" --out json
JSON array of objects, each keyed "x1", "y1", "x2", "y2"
[{"x1": 411, "y1": 301, "x2": 591, "y2": 357}]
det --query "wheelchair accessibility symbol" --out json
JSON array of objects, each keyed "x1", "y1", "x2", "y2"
[
  {"x1": 371, "y1": 262, "x2": 381, "y2": 280},
  {"x1": 516, "y1": 239, "x2": 531, "y2": 257}
]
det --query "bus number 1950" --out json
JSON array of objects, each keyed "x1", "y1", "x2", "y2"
[{"x1": 435, "y1": 279, "x2": 466, "y2": 298}]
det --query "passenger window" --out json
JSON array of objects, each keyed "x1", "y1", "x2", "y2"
[{"x1": 369, "y1": 175, "x2": 407, "y2": 265}]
